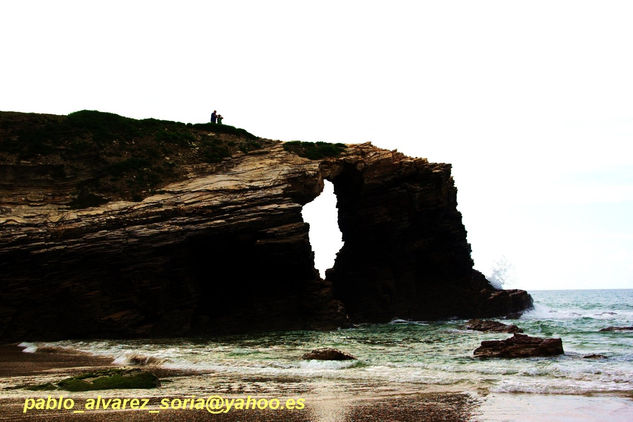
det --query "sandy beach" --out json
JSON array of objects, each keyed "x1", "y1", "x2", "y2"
[
  {"x1": 1, "y1": 394, "x2": 476, "y2": 422},
  {"x1": 0, "y1": 344, "x2": 477, "y2": 421},
  {"x1": 2, "y1": 343, "x2": 632, "y2": 421}
]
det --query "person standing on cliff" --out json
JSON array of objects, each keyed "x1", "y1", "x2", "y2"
[
  {"x1": 210, "y1": 110, "x2": 217, "y2": 124},
  {"x1": 217, "y1": 114, "x2": 223, "y2": 125}
]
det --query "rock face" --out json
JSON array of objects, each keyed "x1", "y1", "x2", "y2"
[
  {"x1": 302, "y1": 348, "x2": 356, "y2": 361},
  {"x1": 0, "y1": 111, "x2": 533, "y2": 341},
  {"x1": 466, "y1": 319, "x2": 523, "y2": 333},
  {"x1": 473, "y1": 334, "x2": 564, "y2": 358}
]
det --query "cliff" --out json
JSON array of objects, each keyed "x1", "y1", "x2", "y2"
[{"x1": 0, "y1": 111, "x2": 532, "y2": 340}]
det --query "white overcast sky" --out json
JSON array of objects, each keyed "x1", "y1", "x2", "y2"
[{"x1": 2, "y1": 1, "x2": 632, "y2": 290}]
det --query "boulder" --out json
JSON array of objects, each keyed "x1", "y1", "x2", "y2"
[
  {"x1": 466, "y1": 319, "x2": 523, "y2": 333},
  {"x1": 302, "y1": 348, "x2": 356, "y2": 361},
  {"x1": 473, "y1": 333, "x2": 563, "y2": 358}
]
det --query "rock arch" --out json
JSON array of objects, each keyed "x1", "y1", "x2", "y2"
[{"x1": 0, "y1": 132, "x2": 532, "y2": 340}]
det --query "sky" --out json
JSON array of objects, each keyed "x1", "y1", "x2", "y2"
[{"x1": 1, "y1": 1, "x2": 632, "y2": 290}]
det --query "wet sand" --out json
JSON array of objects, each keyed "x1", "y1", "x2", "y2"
[
  {"x1": 0, "y1": 345, "x2": 113, "y2": 377},
  {"x1": 475, "y1": 392, "x2": 633, "y2": 422}
]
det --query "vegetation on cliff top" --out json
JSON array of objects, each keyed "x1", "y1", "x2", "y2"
[
  {"x1": 0, "y1": 110, "x2": 268, "y2": 208},
  {"x1": 283, "y1": 141, "x2": 347, "y2": 159},
  {"x1": 0, "y1": 111, "x2": 348, "y2": 208}
]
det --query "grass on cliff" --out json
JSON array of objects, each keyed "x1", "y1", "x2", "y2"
[
  {"x1": 0, "y1": 110, "x2": 270, "y2": 208},
  {"x1": 283, "y1": 141, "x2": 346, "y2": 159}
]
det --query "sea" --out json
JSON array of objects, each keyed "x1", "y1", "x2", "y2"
[{"x1": 12, "y1": 289, "x2": 633, "y2": 419}]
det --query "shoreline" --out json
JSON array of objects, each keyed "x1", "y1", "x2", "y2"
[
  {"x1": 0, "y1": 344, "x2": 476, "y2": 421},
  {"x1": 2, "y1": 344, "x2": 632, "y2": 421}
]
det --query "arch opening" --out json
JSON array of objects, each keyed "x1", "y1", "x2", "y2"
[{"x1": 301, "y1": 179, "x2": 344, "y2": 279}]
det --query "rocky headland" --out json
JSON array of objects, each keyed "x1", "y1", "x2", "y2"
[{"x1": 0, "y1": 110, "x2": 533, "y2": 341}]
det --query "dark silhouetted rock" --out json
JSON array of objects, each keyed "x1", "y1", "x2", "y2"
[
  {"x1": 302, "y1": 348, "x2": 356, "y2": 361},
  {"x1": 599, "y1": 326, "x2": 633, "y2": 332},
  {"x1": 474, "y1": 334, "x2": 564, "y2": 358},
  {"x1": 466, "y1": 319, "x2": 523, "y2": 333}
]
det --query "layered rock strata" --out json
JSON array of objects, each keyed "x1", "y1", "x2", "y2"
[{"x1": 0, "y1": 112, "x2": 533, "y2": 340}]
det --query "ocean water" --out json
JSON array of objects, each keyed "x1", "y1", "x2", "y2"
[{"x1": 17, "y1": 289, "x2": 633, "y2": 398}]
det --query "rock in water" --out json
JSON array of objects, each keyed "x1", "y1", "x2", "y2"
[
  {"x1": 466, "y1": 319, "x2": 523, "y2": 333},
  {"x1": 599, "y1": 326, "x2": 633, "y2": 332},
  {"x1": 473, "y1": 334, "x2": 564, "y2": 358},
  {"x1": 583, "y1": 354, "x2": 607, "y2": 359},
  {"x1": 302, "y1": 348, "x2": 356, "y2": 361}
]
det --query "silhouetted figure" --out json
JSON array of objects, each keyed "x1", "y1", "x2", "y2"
[
  {"x1": 210, "y1": 110, "x2": 217, "y2": 124},
  {"x1": 217, "y1": 114, "x2": 223, "y2": 125}
]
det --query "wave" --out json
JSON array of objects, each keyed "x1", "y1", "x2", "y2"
[
  {"x1": 389, "y1": 318, "x2": 428, "y2": 325},
  {"x1": 17, "y1": 342, "x2": 81, "y2": 355},
  {"x1": 521, "y1": 303, "x2": 633, "y2": 322},
  {"x1": 299, "y1": 359, "x2": 366, "y2": 370},
  {"x1": 112, "y1": 352, "x2": 167, "y2": 366},
  {"x1": 17, "y1": 342, "x2": 37, "y2": 353}
]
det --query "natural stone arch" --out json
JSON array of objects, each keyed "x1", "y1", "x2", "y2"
[{"x1": 0, "y1": 112, "x2": 533, "y2": 340}]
